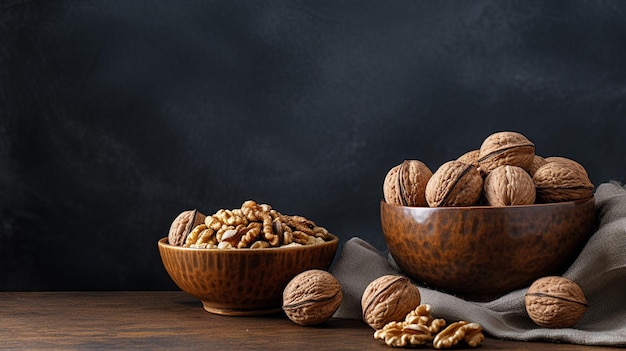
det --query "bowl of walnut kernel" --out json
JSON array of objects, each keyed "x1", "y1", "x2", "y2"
[
  {"x1": 158, "y1": 200, "x2": 338, "y2": 316},
  {"x1": 380, "y1": 131, "x2": 597, "y2": 300}
]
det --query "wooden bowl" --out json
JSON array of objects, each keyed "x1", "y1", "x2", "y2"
[
  {"x1": 158, "y1": 235, "x2": 339, "y2": 316},
  {"x1": 380, "y1": 198, "x2": 596, "y2": 300}
]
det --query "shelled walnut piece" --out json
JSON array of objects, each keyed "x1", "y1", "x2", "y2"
[
  {"x1": 374, "y1": 304, "x2": 484, "y2": 349},
  {"x1": 168, "y1": 200, "x2": 334, "y2": 249},
  {"x1": 432, "y1": 321, "x2": 484, "y2": 349}
]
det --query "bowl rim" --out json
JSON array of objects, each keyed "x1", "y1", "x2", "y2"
[
  {"x1": 157, "y1": 234, "x2": 339, "y2": 252},
  {"x1": 380, "y1": 196, "x2": 595, "y2": 211}
]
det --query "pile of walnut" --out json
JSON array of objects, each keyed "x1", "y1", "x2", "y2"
[
  {"x1": 167, "y1": 200, "x2": 334, "y2": 249},
  {"x1": 374, "y1": 304, "x2": 484, "y2": 349},
  {"x1": 383, "y1": 131, "x2": 595, "y2": 207}
]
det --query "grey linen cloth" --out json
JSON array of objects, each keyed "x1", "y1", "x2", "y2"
[{"x1": 330, "y1": 182, "x2": 626, "y2": 346}]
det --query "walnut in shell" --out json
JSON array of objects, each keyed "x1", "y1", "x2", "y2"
[
  {"x1": 525, "y1": 276, "x2": 588, "y2": 328},
  {"x1": 456, "y1": 149, "x2": 480, "y2": 172},
  {"x1": 483, "y1": 165, "x2": 536, "y2": 206},
  {"x1": 478, "y1": 131, "x2": 535, "y2": 174},
  {"x1": 425, "y1": 160, "x2": 483, "y2": 207},
  {"x1": 383, "y1": 160, "x2": 433, "y2": 207},
  {"x1": 282, "y1": 269, "x2": 343, "y2": 326},
  {"x1": 362, "y1": 275, "x2": 421, "y2": 330},
  {"x1": 533, "y1": 162, "x2": 594, "y2": 203},
  {"x1": 527, "y1": 155, "x2": 548, "y2": 177},
  {"x1": 168, "y1": 209, "x2": 207, "y2": 246},
  {"x1": 544, "y1": 156, "x2": 589, "y2": 177}
]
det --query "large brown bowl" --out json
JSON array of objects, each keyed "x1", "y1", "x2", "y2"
[
  {"x1": 158, "y1": 235, "x2": 339, "y2": 316},
  {"x1": 380, "y1": 197, "x2": 596, "y2": 300}
]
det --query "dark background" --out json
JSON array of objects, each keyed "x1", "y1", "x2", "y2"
[{"x1": 1, "y1": 0, "x2": 625, "y2": 291}]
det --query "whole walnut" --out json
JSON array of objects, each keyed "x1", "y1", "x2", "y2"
[
  {"x1": 478, "y1": 131, "x2": 535, "y2": 174},
  {"x1": 383, "y1": 160, "x2": 433, "y2": 207},
  {"x1": 525, "y1": 276, "x2": 588, "y2": 328},
  {"x1": 168, "y1": 209, "x2": 207, "y2": 246},
  {"x1": 484, "y1": 165, "x2": 536, "y2": 206},
  {"x1": 544, "y1": 156, "x2": 589, "y2": 177},
  {"x1": 457, "y1": 149, "x2": 481, "y2": 172},
  {"x1": 425, "y1": 160, "x2": 483, "y2": 207},
  {"x1": 282, "y1": 270, "x2": 343, "y2": 326},
  {"x1": 361, "y1": 275, "x2": 421, "y2": 330},
  {"x1": 527, "y1": 155, "x2": 548, "y2": 177},
  {"x1": 533, "y1": 162, "x2": 594, "y2": 203}
]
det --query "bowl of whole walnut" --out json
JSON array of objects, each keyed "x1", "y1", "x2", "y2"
[
  {"x1": 381, "y1": 131, "x2": 596, "y2": 300},
  {"x1": 158, "y1": 200, "x2": 339, "y2": 316}
]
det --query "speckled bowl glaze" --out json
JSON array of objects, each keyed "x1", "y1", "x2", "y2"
[
  {"x1": 158, "y1": 235, "x2": 339, "y2": 316},
  {"x1": 380, "y1": 197, "x2": 596, "y2": 300}
]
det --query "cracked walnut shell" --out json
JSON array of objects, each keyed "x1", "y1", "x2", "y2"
[
  {"x1": 478, "y1": 131, "x2": 535, "y2": 174},
  {"x1": 484, "y1": 165, "x2": 536, "y2": 206},
  {"x1": 383, "y1": 160, "x2": 433, "y2": 207},
  {"x1": 425, "y1": 160, "x2": 483, "y2": 207},
  {"x1": 282, "y1": 269, "x2": 343, "y2": 326},
  {"x1": 362, "y1": 275, "x2": 421, "y2": 330},
  {"x1": 525, "y1": 276, "x2": 588, "y2": 328}
]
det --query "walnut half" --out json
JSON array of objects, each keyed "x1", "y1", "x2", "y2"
[
  {"x1": 432, "y1": 321, "x2": 484, "y2": 349},
  {"x1": 374, "y1": 304, "x2": 484, "y2": 349},
  {"x1": 373, "y1": 304, "x2": 446, "y2": 348}
]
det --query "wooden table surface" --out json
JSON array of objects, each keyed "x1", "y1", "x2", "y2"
[{"x1": 0, "y1": 291, "x2": 621, "y2": 350}]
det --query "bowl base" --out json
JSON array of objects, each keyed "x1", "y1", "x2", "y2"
[{"x1": 201, "y1": 301, "x2": 283, "y2": 316}]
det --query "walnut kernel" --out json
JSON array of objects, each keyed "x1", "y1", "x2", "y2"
[
  {"x1": 432, "y1": 321, "x2": 484, "y2": 349},
  {"x1": 373, "y1": 304, "x2": 446, "y2": 348}
]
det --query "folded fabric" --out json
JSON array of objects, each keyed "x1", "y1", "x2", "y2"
[{"x1": 331, "y1": 182, "x2": 626, "y2": 346}]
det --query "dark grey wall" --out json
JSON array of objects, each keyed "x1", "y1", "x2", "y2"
[{"x1": 2, "y1": 0, "x2": 626, "y2": 290}]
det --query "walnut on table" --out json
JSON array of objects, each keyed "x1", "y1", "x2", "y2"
[
  {"x1": 361, "y1": 275, "x2": 422, "y2": 330},
  {"x1": 282, "y1": 269, "x2": 343, "y2": 326},
  {"x1": 373, "y1": 304, "x2": 484, "y2": 349},
  {"x1": 432, "y1": 321, "x2": 485, "y2": 349},
  {"x1": 525, "y1": 276, "x2": 588, "y2": 328},
  {"x1": 373, "y1": 304, "x2": 446, "y2": 348}
]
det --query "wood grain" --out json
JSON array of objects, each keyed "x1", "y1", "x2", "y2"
[{"x1": 0, "y1": 292, "x2": 620, "y2": 350}]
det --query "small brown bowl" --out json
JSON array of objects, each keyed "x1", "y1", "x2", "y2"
[
  {"x1": 380, "y1": 198, "x2": 596, "y2": 300},
  {"x1": 158, "y1": 235, "x2": 339, "y2": 316}
]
